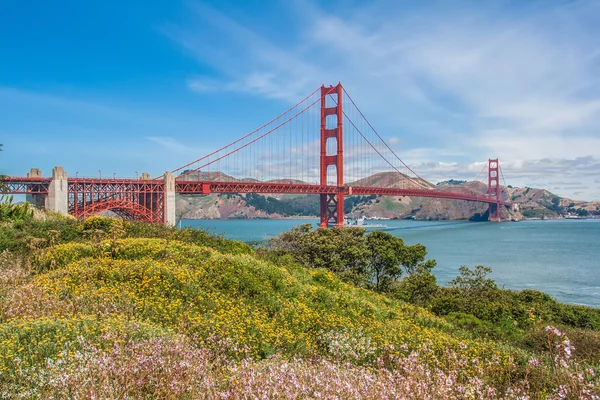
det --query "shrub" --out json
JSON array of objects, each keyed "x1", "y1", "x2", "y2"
[
  {"x1": 0, "y1": 215, "x2": 82, "y2": 257},
  {"x1": 173, "y1": 228, "x2": 253, "y2": 255},
  {"x1": 82, "y1": 216, "x2": 124, "y2": 239},
  {"x1": 0, "y1": 317, "x2": 170, "y2": 377},
  {"x1": 122, "y1": 220, "x2": 253, "y2": 255},
  {"x1": 521, "y1": 325, "x2": 600, "y2": 364},
  {"x1": 24, "y1": 238, "x2": 516, "y2": 370},
  {"x1": 0, "y1": 195, "x2": 33, "y2": 222},
  {"x1": 35, "y1": 242, "x2": 99, "y2": 273}
]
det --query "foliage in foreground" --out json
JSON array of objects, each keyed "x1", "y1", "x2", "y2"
[
  {"x1": 0, "y1": 215, "x2": 598, "y2": 398},
  {"x1": 268, "y1": 223, "x2": 435, "y2": 290},
  {"x1": 3, "y1": 327, "x2": 597, "y2": 399},
  {"x1": 269, "y1": 225, "x2": 600, "y2": 365},
  {"x1": 0, "y1": 195, "x2": 32, "y2": 223}
]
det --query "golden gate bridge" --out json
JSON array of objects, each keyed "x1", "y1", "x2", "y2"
[{"x1": 2, "y1": 83, "x2": 511, "y2": 226}]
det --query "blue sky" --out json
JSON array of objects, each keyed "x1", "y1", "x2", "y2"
[{"x1": 1, "y1": 0, "x2": 599, "y2": 200}]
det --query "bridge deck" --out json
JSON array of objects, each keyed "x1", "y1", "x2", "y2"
[
  {"x1": 2, "y1": 177, "x2": 511, "y2": 207},
  {"x1": 176, "y1": 180, "x2": 511, "y2": 206}
]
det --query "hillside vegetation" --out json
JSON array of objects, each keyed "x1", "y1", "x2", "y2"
[{"x1": 0, "y1": 210, "x2": 598, "y2": 398}]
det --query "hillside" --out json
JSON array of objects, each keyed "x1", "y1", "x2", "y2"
[
  {"x1": 0, "y1": 213, "x2": 598, "y2": 397},
  {"x1": 176, "y1": 171, "x2": 598, "y2": 221}
]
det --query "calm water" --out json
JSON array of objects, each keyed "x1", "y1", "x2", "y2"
[{"x1": 181, "y1": 218, "x2": 600, "y2": 308}]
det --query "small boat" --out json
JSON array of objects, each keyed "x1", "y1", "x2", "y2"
[{"x1": 344, "y1": 216, "x2": 388, "y2": 229}]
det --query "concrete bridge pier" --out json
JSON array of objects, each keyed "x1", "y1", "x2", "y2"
[
  {"x1": 47, "y1": 166, "x2": 68, "y2": 215},
  {"x1": 26, "y1": 168, "x2": 47, "y2": 208},
  {"x1": 164, "y1": 171, "x2": 176, "y2": 226}
]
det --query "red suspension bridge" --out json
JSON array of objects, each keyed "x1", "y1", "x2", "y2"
[{"x1": 2, "y1": 83, "x2": 512, "y2": 226}]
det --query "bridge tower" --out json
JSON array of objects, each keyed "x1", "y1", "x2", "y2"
[
  {"x1": 47, "y1": 166, "x2": 68, "y2": 215},
  {"x1": 320, "y1": 83, "x2": 344, "y2": 228},
  {"x1": 488, "y1": 158, "x2": 501, "y2": 222},
  {"x1": 26, "y1": 168, "x2": 46, "y2": 208}
]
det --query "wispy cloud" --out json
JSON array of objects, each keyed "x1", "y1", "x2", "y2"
[
  {"x1": 163, "y1": 2, "x2": 320, "y2": 101},
  {"x1": 186, "y1": 78, "x2": 222, "y2": 93},
  {"x1": 165, "y1": 0, "x2": 600, "y2": 200},
  {"x1": 146, "y1": 136, "x2": 202, "y2": 155}
]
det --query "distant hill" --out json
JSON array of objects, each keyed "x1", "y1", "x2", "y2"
[
  {"x1": 349, "y1": 171, "x2": 435, "y2": 190},
  {"x1": 175, "y1": 172, "x2": 599, "y2": 221}
]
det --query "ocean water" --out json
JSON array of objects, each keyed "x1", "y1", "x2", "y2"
[{"x1": 181, "y1": 218, "x2": 600, "y2": 308}]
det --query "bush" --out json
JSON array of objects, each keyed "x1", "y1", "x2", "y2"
[
  {"x1": 122, "y1": 220, "x2": 253, "y2": 255},
  {"x1": 0, "y1": 215, "x2": 82, "y2": 257},
  {"x1": 21, "y1": 238, "x2": 514, "y2": 368},
  {"x1": 269, "y1": 226, "x2": 436, "y2": 289},
  {"x1": 0, "y1": 195, "x2": 33, "y2": 222},
  {"x1": 35, "y1": 242, "x2": 99, "y2": 273},
  {"x1": 390, "y1": 268, "x2": 438, "y2": 306},
  {"x1": 82, "y1": 216, "x2": 124, "y2": 239}
]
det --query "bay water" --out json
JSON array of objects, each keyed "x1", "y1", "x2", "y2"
[{"x1": 181, "y1": 218, "x2": 600, "y2": 308}]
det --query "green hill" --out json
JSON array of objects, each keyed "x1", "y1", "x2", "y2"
[{"x1": 0, "y1": 213, "x2": 598, "y2": 398}]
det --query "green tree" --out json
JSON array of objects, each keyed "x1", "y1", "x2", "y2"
[
  {"x1": 270, "y1": 226, "x2": 436, "y2": 290},
  {"x1": 449, "y1": 265, "x2": 497, "y2": 293},
  {"x1": 269, "y1": 225, "x2": 371, "y2": 286},
  {"x1": 392, "y1": 267, "x2": 438, "y2": 305},
  {"x1": 366, "y1": 231, "x2": 404, "y2": 291},
  {"x1": 399, "y1": 243, "x2": 437, "y2": 275}
]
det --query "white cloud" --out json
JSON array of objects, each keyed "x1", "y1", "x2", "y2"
[
  {"x1": 165, "y1": 0, "x2": 600, "y2": 200},
  {"x1": 147, "y1": 136, "x2": 202, "y2": 155},
  {"x1": 187, "y1": 78, "x2": 222, "y2": 93}
]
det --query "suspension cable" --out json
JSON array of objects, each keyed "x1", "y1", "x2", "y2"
[
  {"x1": 177, "y1": 94, "x2": 323, "y2": 179},
  {"x1": 163, "y1": 87, "x2": 321, "y2": 180},
  {"x1": 327, "y1": 92, "x2": 432, "y2": 190},
  {"x1": 342, "y1": 87, "x2": 428, "y2": 183}
]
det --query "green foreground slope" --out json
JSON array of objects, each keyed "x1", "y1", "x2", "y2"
[{"x1": 0, "y1": 214, "x2": 598, "y2": 398}]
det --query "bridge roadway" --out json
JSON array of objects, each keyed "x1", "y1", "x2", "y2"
[
  {"x1": 177, "y1": 180, "x2": 511, "y2": 206},
  {"x1": 2, "y1": 174, "x2": 511, "y2": 224},
  {"x1": 3, "y1": 176, "x2": 511, "y2": 206}
]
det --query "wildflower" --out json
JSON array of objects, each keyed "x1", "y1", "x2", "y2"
[{"x1": 528, "y1": 358, "x2": 540, "y2": 367}]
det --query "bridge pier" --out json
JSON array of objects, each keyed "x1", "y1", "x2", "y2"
[
  {"x1": 26, "y1": 168, "x2": 46, "y2": 208},
  {"x1": 47, "y1": 166, "x2": 68, "y2": 215},
  {"x1": 488, "y1": 203, "x2": 501, "y2": 222},
  {"x1": 164, "y1": 171, "x2": 176, "y2": 226}
]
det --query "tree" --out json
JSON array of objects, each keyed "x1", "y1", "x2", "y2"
[
  {"x1": 449, "y1": 265, "x2": 497, "y2": 293},
  {"x1": 365, "y1": 231, "x2": 437, "y2": 293},
  {"x1": 551, "y1": 197, "x2": 561, "y2": 207},
  {"x1": 393, "y1": 267, "x2": 438, "y2": 305},
  {"x1": 269, "y1": 225, "x2": 371, "y2": 286},
  {"x1": 366, "y1": 231, "x2": 404, "y2": 291},
  {"x1": 399, "y1": 243, "x2": 436, "y2": 275},
  {"x1": 270, "y1": 225, "x2": 437, "y2": 292}
]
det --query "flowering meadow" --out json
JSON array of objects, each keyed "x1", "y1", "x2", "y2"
[{"x1": 0, "y1": 215, "x2": 598, "y2": 398}]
